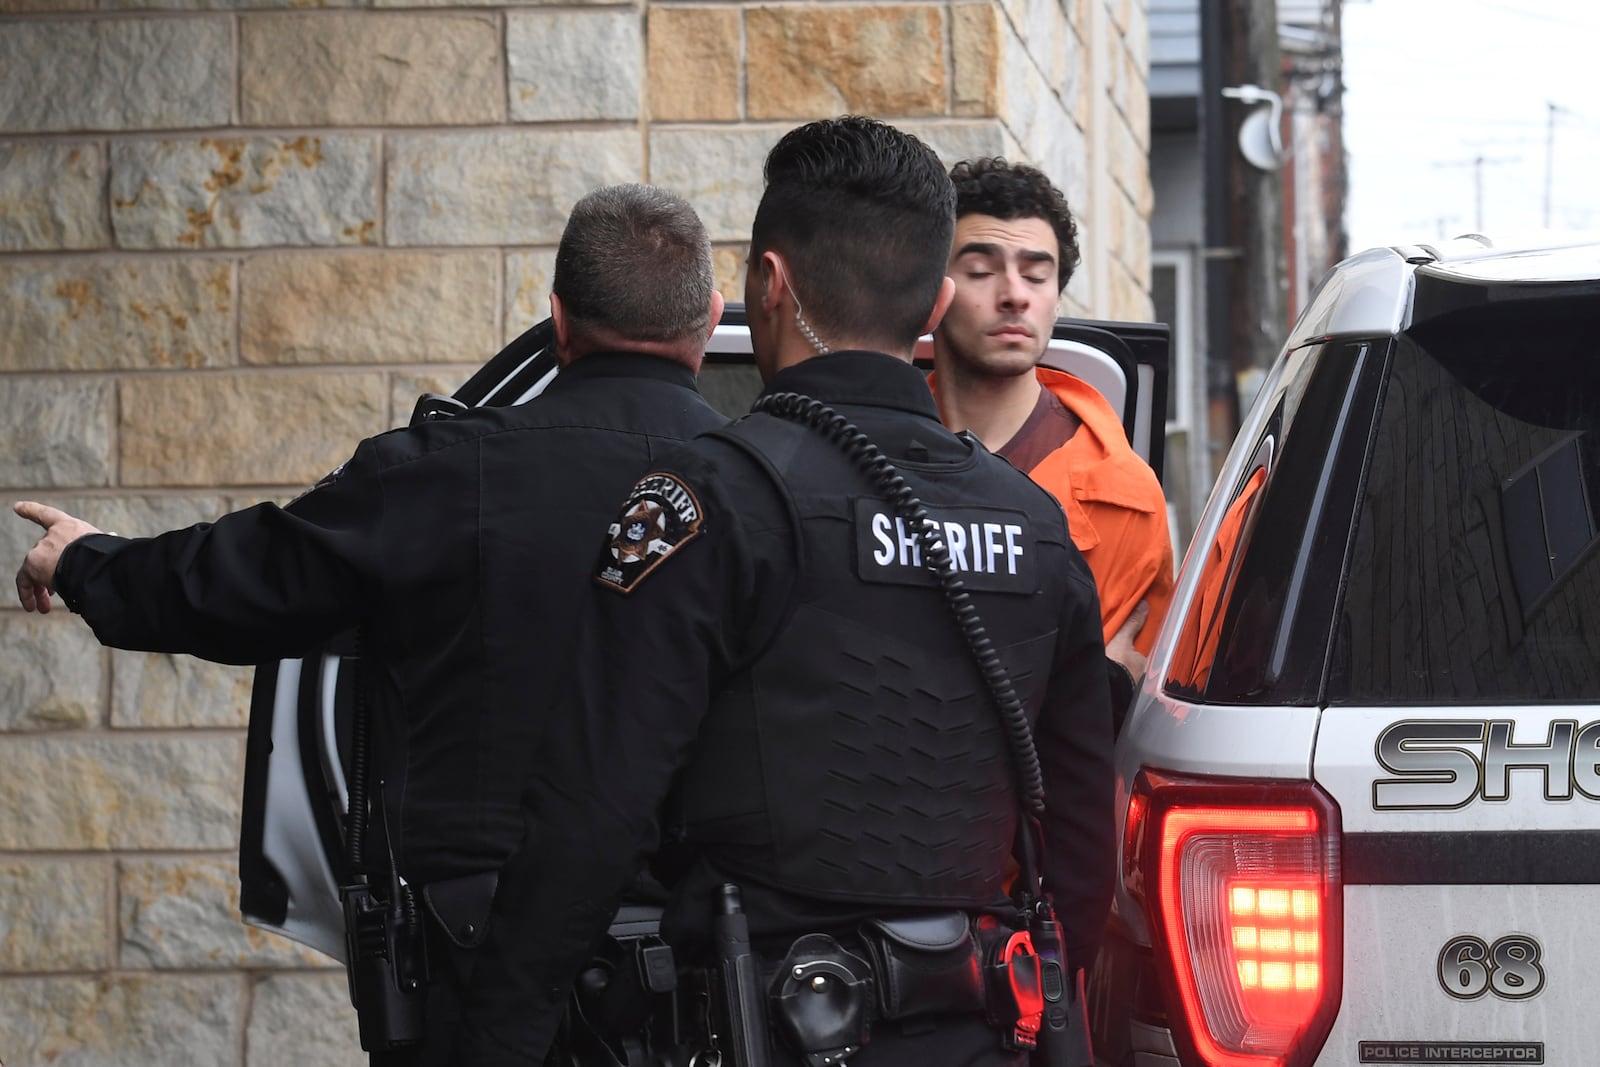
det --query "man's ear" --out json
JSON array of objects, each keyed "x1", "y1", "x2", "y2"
[
  {"x1": 757, "y1": 251, "x2": 787, "y2": 314},
  {"x1": 550, "y1": 292, "x2": 570, "y2": 351},
  {"x1": 705, "y1": 290, "x2": 726, "y2": 340},
  {"x1": 921, "y1": 275, "x2": 957, "y2": 335}
]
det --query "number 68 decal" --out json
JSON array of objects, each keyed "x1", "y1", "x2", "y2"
[{"x1": 1437, "y1": 935, "x2": 1545, "y2": 1000}]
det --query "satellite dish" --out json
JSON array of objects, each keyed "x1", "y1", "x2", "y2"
[
  {"x1": 1221, "y1": 84, "x2": 1285, "y2": 171},
  {"x1": 1238, "y1": 107, "x2": 1284, "y2": 170}
]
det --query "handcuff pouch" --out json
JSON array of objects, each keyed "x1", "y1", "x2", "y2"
[{"x1": 768, "y1": 933, "x2": 874, "y2": 1067}]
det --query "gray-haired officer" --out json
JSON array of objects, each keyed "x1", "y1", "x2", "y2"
[
  {"x1": 13, "y1": 183, "x2": 729, "y2": 1066},
  {"x1": 456, "y1": 117, "x2": 1114, "y2": 1067}
]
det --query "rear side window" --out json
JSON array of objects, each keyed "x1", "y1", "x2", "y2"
[
  {"x1": 1328, "y1": 304, "x2": 1600, "y2": 704},
  {"x1": 1166, "y1": 340, "x2": 1381, "y2": 704}
]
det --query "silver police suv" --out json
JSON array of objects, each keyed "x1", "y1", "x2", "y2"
[{"x1": 1089, "y1": 235, "x2": 1600, "y2": 1067}]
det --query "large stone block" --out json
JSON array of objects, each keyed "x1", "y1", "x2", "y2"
[
  {"x1": 505, "y1": 248, "x2": 559, "y2": 341},
  {"x1": 1107, "y1": 32, "x2": 1131, "y2": 116},
  {"x1": 647, "y1": 8, "x2": 740, "y2": 121},
  {"x1": 246, "y1": 974, "x2": 364, "y2": 1067},
  {"x1": 387, "y1": 130, "x2": 641, "y2": 246},
  {"x1": 1112, "y1": 111, "x2": 1144, "y2": 199},
  {"x1": 648, "y1": 127, "x2": 777, "y2": 243},
  {"x1": 1110, "y1": 259, "x2": 1152, "y2": 322},
  {"x1": 120, "y1": 858, "x2": 333, "y2": 969},
  {"x1": 998, "y1": 26, "x2": 1062, "y2": 157},
  {"x1": 241, "y1": 252, "x2": 498, "y2": 365},
  {"x1": 1057, "y1": 8, "x2": 1085, "y2": 109},
  {"x1": 242, "y1": 13, "x2": 503, "y2": 127},
  {"x1": 1, "y1": 0, "x2": 92, "y2": 9},
  {"x1": 1109, "y1": 0, "x2": 1131, "y2": 34},
  {"x1": 747, "y1": 6, "x2": 946, "y2": 119},
  {"x1": 897, "y1": 120, "x2": 1008, "y2": 168},
  {"x1": 0, "y1": 616, "x2": 103, "y2": 732},
  {"x1": 0, "y1": 975, "x2": 240, "y2": 1067},
  {"x1": 1064, "y1": 250, "x2": 1093, "y2": 315},
  {"x1": 952, "y1": 4, "x2": 1001, "y2": 117},
  {"x1": 112, "y1": 652, "x2": 253, "y2": 729},
  {"x1": 376, "y1": 0, "x2": 608, "y2": 5},
  {"x1": 120, "y1": 371, "x2": 386, "y2": 487},
  {"x1": 111, "y1": 137, "x2": 379, "y2": 249},
  {"x1": 107, "y1": 0, "x2": 361, "y2": 7},
  {"x1": 713, "y1": 247, "x2": 745, "y2": 303},
  {"x1": 0, "y1": 376, "x2": 112, "y2": 488},
  {"x1": 0, "y1": 736, "x2": 241, "y2": 850},
  {"x1": 0, "y1": 142, "x2": 108, "y2": 250},
  {"x1": 0, "y1": 259, "x2": 233, "y2": 371},
  {"x1": 508, "y1": 11, "x2": 641, "y2": 121},
  {"x1": 0, "y1": 19, "x2": 229, "y2": 133},
  {"x1": 1000, "y1": 0, "x2": 1068, "y2": 89},
  {"x1": 1124, "y1": 0, "x2": 1149, "y2": 76},
  {"x1": 0, "y1": 861, "x2": 111, "y2": 972},
  {"x1": 1127, "y1": 61, "x2": 1151, "y2": 151}
]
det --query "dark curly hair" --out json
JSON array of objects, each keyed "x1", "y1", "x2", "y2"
[
  {"x1": 949, "y1": 157, "x2": 1081, "y2": 292},
  {"x1": 751, "y1": 116, "x2": 956, "y2": 350}
]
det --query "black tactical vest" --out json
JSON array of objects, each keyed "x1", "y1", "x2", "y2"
[{"x1": 669, "y1": 411, "x2": 1078, "y2": 908}]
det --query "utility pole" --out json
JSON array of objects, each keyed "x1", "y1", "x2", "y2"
[
  {"x1": 1544, "y1": 101, "x2": 1561, "y2": 228},
  {"x1": 1433, "y1": 155, "x2": 1514, "y2": 232},
  {"x1": 1223, "y1": 0, "x2": 1286, "y2": 376}
]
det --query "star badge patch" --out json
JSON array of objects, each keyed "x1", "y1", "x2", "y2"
[{"x1": 595, "y1": 472, "x2": 705, "y2": 593}]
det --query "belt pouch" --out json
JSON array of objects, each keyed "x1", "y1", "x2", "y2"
[
  {"x1": 420, "y1": 870, "x2": 499, "y2": 949},
  {"x1": 769, "y1": 933, "x2": 874, "y2": 1067},
  {"x1": 859, "y1": 913, "x2": 984, "y2": 1020},
  {"x1": 977, "y1": 920, "x2": 1045, "y2": 1052}
]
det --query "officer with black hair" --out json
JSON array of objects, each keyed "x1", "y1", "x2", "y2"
[
  {"x1": 456, "y1": 117, "x2": 1114, "y2": 1067},
  {"x1": 12, "y1": 184, "x2": 729, "y2": 1066}
]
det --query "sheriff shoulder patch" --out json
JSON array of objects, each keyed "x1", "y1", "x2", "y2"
[{"x1": 595, "y1": 472, "x2": 705, "y2": 593}]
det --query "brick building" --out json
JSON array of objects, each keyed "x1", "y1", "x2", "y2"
[{"x1": 0, "y1": 2, "x2": 1154, "y2": 1062}]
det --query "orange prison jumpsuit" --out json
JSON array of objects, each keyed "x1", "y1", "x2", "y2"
[{"x1": 1023, "y1": 368, "x2": 1175, "y2": 654}]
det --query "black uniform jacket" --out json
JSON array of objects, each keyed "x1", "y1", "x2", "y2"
[
  {"x1": 53, "y1": 352, "x2": 727, "y2": 884},
  {"x1": 455, "y1": 351, "x2": 1115, "y2": 1065}
]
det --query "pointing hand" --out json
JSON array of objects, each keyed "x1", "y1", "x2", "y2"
[{"x1": 13, "y1": 500, "x2": 101, "y2": 614}]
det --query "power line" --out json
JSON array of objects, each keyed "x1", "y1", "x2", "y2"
[{"x1": 1458, "y1": 0, "x2": 1600, "y2": 29}]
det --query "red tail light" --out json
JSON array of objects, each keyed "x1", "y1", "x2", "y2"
[{"x1": 1128, "y1": 771, "x2": 1342, "y2": 1067}]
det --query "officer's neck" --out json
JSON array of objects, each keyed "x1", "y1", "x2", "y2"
[
  {"x1": 558, "y1": 331, "x2": 705, "y2": 373},
  {"x1": 765, "y1": 328, "x2": 912, "y2": 378}
]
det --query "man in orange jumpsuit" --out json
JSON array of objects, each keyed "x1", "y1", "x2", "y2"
[{"x1": 931, "y1": 157, "x2": 1174, "y2": 697}]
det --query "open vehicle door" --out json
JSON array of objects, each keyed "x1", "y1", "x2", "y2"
[{"x1": 237, "y1": 305, "x2": 1169, "y2": 961}]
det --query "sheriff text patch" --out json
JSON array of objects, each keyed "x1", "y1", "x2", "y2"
[
  {"x1": 595, "y1": 472, "x2": 704, "y2": 593},
  {"x1": 854, "y1": 499, "x2": 1035, "y2": 594}
]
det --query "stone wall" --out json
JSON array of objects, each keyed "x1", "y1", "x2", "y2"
[{"x1": 0, "y1": 2, "x2": 1150, "y2": 1062}]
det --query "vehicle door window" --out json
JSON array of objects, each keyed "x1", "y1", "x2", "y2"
[
  {"x1": 698, "y1": 357, "x2": 764, "y2": 418},
  {"x1": 1165, "y1": 339, "x2": 1383, "y2": 704},
  {"x1": 1327, "y1": 304, "x2": 1600, "y2": 704}
]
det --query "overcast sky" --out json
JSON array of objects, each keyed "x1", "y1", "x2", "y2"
[{"x1": 1341, "y1": 0, "x2": 1600, "y2": 251}]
